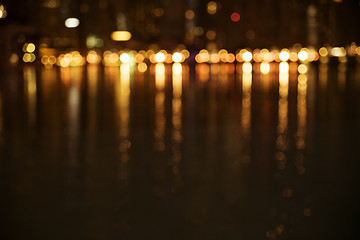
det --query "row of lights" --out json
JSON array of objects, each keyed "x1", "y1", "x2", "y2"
[
  {"x1": 195, "y1": 46, "x2": 356, "y2": 64},
  {"x1": 38, "y1": 49, "x2": 191, "y2": 68},
  {"x1": 14, "y1": 42, "x2": 360, "y2": 67}
]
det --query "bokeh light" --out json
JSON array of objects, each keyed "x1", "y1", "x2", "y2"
[{"x1": 231, "y1": 12, "x2": 240, "y2": 22}]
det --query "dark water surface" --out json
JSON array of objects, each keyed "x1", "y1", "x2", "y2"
[{"x1": 1, "y1": 61, "x2": 360, "y2": 239}]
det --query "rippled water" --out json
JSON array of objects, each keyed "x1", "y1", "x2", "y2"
[{"x1": 1, "y1": 60, "x2": 360, "y2": 239}]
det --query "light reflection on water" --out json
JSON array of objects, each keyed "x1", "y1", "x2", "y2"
[{"x1": 1, "y1": 61, "x2": 360, "y2": 239}]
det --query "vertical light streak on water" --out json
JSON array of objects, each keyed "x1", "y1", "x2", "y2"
[
  {"x1": 154, "y1": 63, "x2": 166, "y2": 152},
  {"x1": 296, "y1": 69, "x2": 308, "y2": 175},
  {"x1": 86, "y1": 65, "x2": 99, "y2": 165},
  {"x1": 241, "y1": 63, "x2": 252, "y2": 164},
  {"x1": 319, "y1": 62, "x2": 328, "y2": 91},
  {"x1": 65, "y1": 67, "x2": 82, "y2": 166},
  {"x1": 23, "y1": 65, "x2": 37, "y2": 127},
  {"x1": 275, "y1": 62, "x2": 289, "y2": 170},
  {"x1": 171, "y1": 63, "x2": 183, "y2": 192},
  {"x1": 115, "y1": 63, "x2": 131, "y2": 184}
]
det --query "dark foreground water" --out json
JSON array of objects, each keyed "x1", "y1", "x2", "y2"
[{"x1": 1, "y1": 60, "x2": 360, "y2": 240}]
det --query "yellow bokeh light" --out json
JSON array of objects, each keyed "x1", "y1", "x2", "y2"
[
  {"x1": 289, "y1": 52, "x2": 298, "y2": 62},
  {"x1": 181, "y1": 49, "x2": 190, "y2": 59},
  {"x1": 137, "y1": 62, "x2": 148, "y2": 73},
  {"x1": 41, "y1": 56, "x2": 50, "y2": 65},
  {"x1": 111, "y1": 31, "x2": 132, "y2": 41},
  {"x1": 319, "y1": 47, "x2": 328, "y2": 57},
  {"x1": 26, "y1": 43, "x2": 36, "y2": 53},
  {"x1": 86, "y1": 51, "x2": 101, "y2": 64},
  {"x1": 23, "y1": 53, "x2": 36, "y2": 63},
  {"x1": 298, "y1": 50, "x2": 308, "y2": 61},
  {"x1": 298, "y1": 64, "x2": 308, "y2": 74},
  {"x1": 60, "y1": 58, "x2": 70, "y2": 67}
]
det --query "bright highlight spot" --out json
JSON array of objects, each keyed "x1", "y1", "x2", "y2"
[
  {"x1": 172, "y1": 52, "x2": 183, "y2": 63},
  {"x1": 279, "y1": 50, "x2": 290, "y2": 62},
  {"x1": 242, "y1": 51, "x2": 252, "y2": 62},
  {"x1": 331, "y1": 47, "x2": 346, "y2": 57},
  {"x1": 26, "y1": 43, "x2": 36, "y2": 53},
  {"x1": 298, "y1": 50, "x2": 308, "y2": 61},
  {"x1": 155, "y1": 52, "x2": 166, "y2": 63},
  {"x1": 65, "y1": 18, "x2": 80, "y2": 28},
  {"x1": 120, "y1": 53, "x2": 130, "y2": 63}
]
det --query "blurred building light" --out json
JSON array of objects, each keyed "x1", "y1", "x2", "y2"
[
  {"x1": 9, "y1": 53, "x2": 19, "y2": 65},
  {"x1": 194, "y1": 26, "x2": 204, "y2": 36},
  {"x1": 231, "y1": 12, "x2": 240, "y2": 22},
  {"x1": 206, "y1": 30, "x2": 216, "y2": 40},
  {"x1": 185, "y1": 10, "x2": 195, "y2": 20},
  {"x1": 65, "y1": 18, "x2": 80, "y2": 28},
  {"x1": 0, "y1": 5, "x2": 7, "y2": 19},
  {"x1": 111, "y1": 31, "x2": 132, "y2": 41},
  {"x1": 152, "y1": 8, "x2": 164, "y2": 17},
  {"x1": 331, "y1": 47, "x2": 346, "y2": 57},
  {"x1": 43, "y1": 0, "x2": 59, "y2": 8},
  {"x1": 207, "y1": 1, "x2": 217, "y2": 14},
  {"x1": 86, "y1": 35, "x2": 104, "y2": 48}
]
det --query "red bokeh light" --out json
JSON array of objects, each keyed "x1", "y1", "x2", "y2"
[{"x1": 231, "y1": 12, "x2": 240, "y2": 22}]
